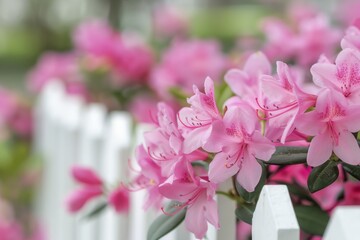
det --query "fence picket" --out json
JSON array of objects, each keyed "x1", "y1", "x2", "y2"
[
  {"x1": 98, "y1": 112, "x2": 132, "y2": 240},
  {"x1": 76, "y1": 103, "x2": 107, "y2": 240},
  {"x1": 324, "y1": 206, "x2": 360, "y2": 240},
  {"x1": 252, "y1": 185, "x2": 299, "y2": 240}
]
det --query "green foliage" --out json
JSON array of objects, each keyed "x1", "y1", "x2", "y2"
[
  {"x1": 294, "y1": 205, "x2": 330, "y2": 236},
  {"x1": 147, "y1": 202, "x2": 186, "y2": 240},
  {"x1": 341, "y1": 162, "x2": 360, "y2": 180},
  {"x1": 83, "y1": 200, "x2": 108, "y2": 220},
  {"x1": 307, "y1": 160, "x2": 339, "y2": 193},
  {"x1": 235, "y1": 203, "x2": 255, "y2": 224},
  {"x1": 266, "y1": 146, "x2": 308, "y2": 165}
]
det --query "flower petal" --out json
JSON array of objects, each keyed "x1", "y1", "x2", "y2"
[
  {"x1": 209, "y1": 152, "x2": 239, "y2": 183},
  {"x1": 236, "y1": 152, "x2": 262, "y2": 192},
  {"x1": 333, "y1": 130, "x2": 360, "y2": 165},
  {"x1": 307, "y1": 133, "x2": 333, "y2": 167}
]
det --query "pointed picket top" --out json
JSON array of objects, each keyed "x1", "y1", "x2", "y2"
[
  {"x1": 252, "y1": 185, "x2": 299, "y2": 240},
  {"x1": 324, "y1": 206, "x2": 360, "y2": 240}
]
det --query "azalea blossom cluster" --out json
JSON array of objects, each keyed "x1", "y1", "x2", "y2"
[{"x1": 134, "y1": 21, "x2": 360, "y2": 237}]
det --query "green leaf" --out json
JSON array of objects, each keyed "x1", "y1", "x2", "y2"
[
  {"x1": 341, "y1": 162, "x2": 360, "y2": 180},
  {"x1": 191, "y1": 161, "x2": 209, "y2": 171},
  {"x1": 83, "y1": 201, "x2": 107, "y2": 219},
  {"x1": 266, "y1": 146, "x2": 308, "y2": 165},
  {"x1": 294, "y1": 205, "x2": 329, "y2": 236},
  {"x1": 168, "y1": 87, "x2": 189, "y2": 106},
  {"x1": 275, "y1": 181, "x2": 319, "y2": 206},
  {"x1": 307, "y1": 160, "x2": 339, "y2": 193},
  {"x1": 215, "y1": 82, "x2": 234, "y2": 112},
  {"x1": 147, "y1": 202, "x2": 186, "y2": 240},
  {"x1": 235, "y1": 203, "x2": 255, "y2": 224},
  {"x1": 235, "y1": 161, "x2": 266, "y2": 203}
]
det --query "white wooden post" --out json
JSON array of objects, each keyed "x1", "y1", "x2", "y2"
[
  {"x1": 324, "y1": 206, "x2": 360, "y2": 240},
  {"x1": 56, "y1": 95, "x2": 84, "y2": 240},
  {"x1": 35, "y1": 81, "x2": 65, "y2": 240},
  {"x1": 98, "y1": 112, "x2": 133, "y2": 240},
  {"x1": 252, "y1": 185, "x2": 299, "y2": 240},
  {"x1": 76, "y1": 103, "x2": 107, "y2": 240}
]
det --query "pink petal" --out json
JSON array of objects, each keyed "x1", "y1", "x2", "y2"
[
  {"x1": 71, "y1": 165, "x2": 103, "y2": 185},
  {"x1": 209, "y1": 152, "x2": 239, "y2": 183},
  {"x1": 204, "y1": 198, "x2": 220, "y2": 229},
  {"x1": 243, "y1": 52, "x2": 271, "y2": 81},
  {"x1": 66, "y1": 186, "x2": 103, "y2": 213},
  {"x1": 249, "y1": 131, "x2": 276, "y2": 161},
  {"x1": 108, "y1": 186, "x2": 130, "y2": 213},
  {"x1": 203, "y1": 120, "x2": 226, "y2": 153},
  {"x1": 223, "y1": 105, "x2": 256, "y2": 136},
  {"x1": 182, "y1": 126, "x2": 212, "y2": 154},
  {"x1": 295, "y1": 111, "x2": 324, "y2": 136},
  {"x1": 224, "y1": 69, "x2": 249, "y2": 97},
  {"x1": 236, "y1": 152, "x2": 262, "y2": 192},
  {"x1": 310, "y1": 63, "x2": 338, "y2": 89},
  {"x1": 338, "y1": 105, "x2": 360, "y2": 132},
  {"x1": 333, "y1": 130, "x2": 360, "y2": 165},
  {"x1": 185, "y1": 195, "x2": 208, "y2": 239},
  {"x1": 307, "y1": 132, "x2": 333, "y2": 167}
]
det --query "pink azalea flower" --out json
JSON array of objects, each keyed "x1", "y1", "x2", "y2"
[
  {"x1": 71, "y1": 165, "x2": 103, "y2": 186},
  {"x1": 296, "y1": 89, "x2": 360, "y2": 167},
  {"x1": 178, "y1": 77, "x2": 223, "y2": 153},
  {"x1": 66, "y1": 186, "x2": 103, "y2": 213},
  {"x1": 108, "y1": 186, "x2": 130, "y2": 213},
  {"x1": 145, "y1": 103, "x2": 207, "y2": 177},
  {"x1": 209, "y1": 105, "x2": 275, "y2": 192},
  {"x1": 311, "y1": 48, "x2": 360, "y2": 104},
  {"x1": 159, "y1": 175, "x2": 219, "y2": 239},
  {"x1": 341, "y1": 24, "x2": 360, "y2": 51},
  {"x1": 150, "y1": 40, "x2": 227, "y2": 99}
]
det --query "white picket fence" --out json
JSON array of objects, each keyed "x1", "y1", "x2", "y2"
[{"x1": 34, "y1": 81, "x2": 360, "y2": 240}]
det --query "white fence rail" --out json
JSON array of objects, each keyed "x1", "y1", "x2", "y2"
[{"x1": 34, "y1": 81, "x2": 360, "y2": 240}]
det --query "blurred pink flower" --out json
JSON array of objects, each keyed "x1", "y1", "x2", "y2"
[
  {"x1": 27, "y1": 52, "x2": 86, "y2": 96},
  {"x1": 153, "y1": 5, "x2": 188, "y2": 38},
  {"x1": 150, "y1": 40, "x2": 227, "y2": 99},
  {"x1": 71, "y1": 165, "x2": 103, "y2": 186},
  {"x1": 341, "y1": 24, "x2": 360, "y2": 51},
  {"x1": 74, "y1": 20, "x2": 153, "y2": 85},
  {"x1": 66, "y1": 186, "x2": 103, "y2": 213},
  {"x1": 0, "y1": 88, "x2": 33, "y2": 138},
  {"x1": 108, "y1": 185, "x2": 130, "y2": 213},
  {"x1": 341, "y1": 181, "x2": 360, "y2": 205},
  {"x1": 0, "y1": 220, "x2": 23, "y2": 240},
  {"x1": 129, "y1": 96, "x2": 159, "y2": 124}
]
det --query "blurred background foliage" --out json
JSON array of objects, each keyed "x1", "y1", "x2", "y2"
[{"x1": 0, "y1": 0, "x2": 334, "y2": 90}]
